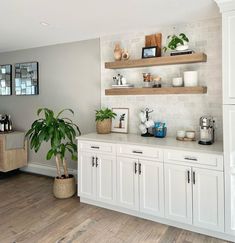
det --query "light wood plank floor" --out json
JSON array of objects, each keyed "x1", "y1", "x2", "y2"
[{"x1": 0, "y1": 173, "x2": 231, "y2": 243}]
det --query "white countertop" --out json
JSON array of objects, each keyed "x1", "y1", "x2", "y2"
[{"x1": 77, "y1": 133, "x2": 223, "y2": 155}]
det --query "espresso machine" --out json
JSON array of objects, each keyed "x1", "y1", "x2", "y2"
[
  {"x1": 0, "y1": 114, "x2": 13, "y2": 132},
  {"x1": 198, "y1": 116, "x2": 215, "y2": 145}
]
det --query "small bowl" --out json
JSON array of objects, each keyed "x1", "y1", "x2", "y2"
[
  {"x1": 186, "y1": 131, "x2": 196, "y2": 139},
  {"x1": 177, "y1": 130, "x2": 186, "y2": 138}
]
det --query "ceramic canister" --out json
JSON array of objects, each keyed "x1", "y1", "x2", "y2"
[{"x1": 184, "y1": 71, "x2": 198, "y2": 87}]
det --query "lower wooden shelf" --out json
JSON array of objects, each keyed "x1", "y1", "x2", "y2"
[{"x1": 105, "y1": 86, "x2": 207, "y2": 96}]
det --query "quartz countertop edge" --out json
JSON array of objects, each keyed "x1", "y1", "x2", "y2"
[{"x1": 76, "y1": 133, "x2": 223, "y2": 155}]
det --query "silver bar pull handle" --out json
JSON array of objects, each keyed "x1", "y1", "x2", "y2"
[
  {"x1": 92, "y1": 156, "x2": 95, "y2": 167},
  {"x1": 91, "y1": 146, "x2": 100, "y2": 149},
  {"x1": 139, "y1": 163, "x2": 142, "y2": 175},
  {"x1": 187, "y1": 170, "x2": 191, "y2": 184},
  {"x1": 134, "y1": 162, "x2": 137, "y2": 174},
  {"x1": 184, "y1": 156, "x2": 198, "y2": 161},
  {"x1": 193, "y1": 171, "x2": 196, "y2": 184},
  {"x1": 132, "y1": 150, "x2": 143, "y2": 154}
]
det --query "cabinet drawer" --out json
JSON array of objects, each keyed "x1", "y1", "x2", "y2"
[
  {"x1": 164, "y1": 149, "x2": 223, "y2": 171},
  {"x1": 78, "y1": 141, "x2": 115, "y2": 154},
  {"x1": 117, "y1": 144, "x2": 163, "y2": 161}
]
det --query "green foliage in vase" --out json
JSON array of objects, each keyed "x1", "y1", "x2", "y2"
[
  {"x1": 95, "y1": 108, "x2": 117, "y2": 122},
  {"x1": 26, "y1": 108, "x2": 81, "y2": 178},
  {"x1": 163, "y1": 33, "x2": 189, "y2": 52}
]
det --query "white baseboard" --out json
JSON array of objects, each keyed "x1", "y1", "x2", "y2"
[{"x1": 20, "y1": 162, "x2": 77, "y2": 181}]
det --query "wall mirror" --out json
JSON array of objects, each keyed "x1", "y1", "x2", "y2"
[
  {"x1": 0, "y1": 64, "x2": 12, "y2": 96},
  {"x1": 15, "y1": 62, "x2": 39, "y2": 96}
]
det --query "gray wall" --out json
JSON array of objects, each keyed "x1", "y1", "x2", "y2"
[{"x1": 0, "y1": 39, "x2": 101, "y2": 169}]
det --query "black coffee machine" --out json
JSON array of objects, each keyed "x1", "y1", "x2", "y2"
[{"x1": 0, "y1": 114, "x2": 13, "y2": 132}]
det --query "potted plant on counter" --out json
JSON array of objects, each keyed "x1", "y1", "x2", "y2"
[
  {"x1": 26, "y1": 108, "x2": 81, "y2": 199},
  {"x1": 95, "y1": 108, "x2": 116, "y2": 134}
]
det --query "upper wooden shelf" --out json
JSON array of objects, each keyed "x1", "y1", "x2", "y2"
[
  {"x1": 105, "y1": 53, "x2": 207, "y2": 69},
  {"x1": 105, "y1": 86, "x2": 207, "y2": 96}
]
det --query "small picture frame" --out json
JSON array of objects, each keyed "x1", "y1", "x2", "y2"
[
  {"x1": 111, "y1": 108, "x2": 129, "y2": 133},
  {"x1": 142, "y1": 46, "x2": 158, "y2": 59}
]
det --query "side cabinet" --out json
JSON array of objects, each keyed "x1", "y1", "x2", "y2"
[
  {"x1": 164, "y1": 164, "x2": 192, "y2": 224},
  {"x1": 193, "y1": 168, "x2": 224, "y2": 232},
  {"x1": 78, "y1": 144, "x2": 117, "y2": 205}
]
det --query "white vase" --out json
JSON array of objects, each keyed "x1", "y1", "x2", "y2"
[{"x1": 184, "y1": 71, "x2": 198, "y2": 87}]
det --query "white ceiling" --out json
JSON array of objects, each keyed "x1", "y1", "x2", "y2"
[{"x1": 0, "y1": 0, "x2": 220, "y2": 53}]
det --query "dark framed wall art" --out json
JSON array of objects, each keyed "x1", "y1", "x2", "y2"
[
  {"x1": 15, "y1": 62, "x2": 39, "y2": 96},
  {"x1": 0, "y1": 64, "x2": 12, "y2": 96}
]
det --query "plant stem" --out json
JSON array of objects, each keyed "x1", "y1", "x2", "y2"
[
  {"x1": 62, "y1": 158, "x2": 69, "y2": 178},
  {"x1": 55, "y1": 155, "x2": 62, "y2": 178}
]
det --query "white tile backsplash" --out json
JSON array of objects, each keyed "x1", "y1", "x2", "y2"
[{"x1": 100, "y1": 18, "x2": 223, "y2": 140}]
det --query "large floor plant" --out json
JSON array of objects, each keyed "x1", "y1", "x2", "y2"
[{"x1": 26, "y1": 108, "x2": 81, "y2": 198}]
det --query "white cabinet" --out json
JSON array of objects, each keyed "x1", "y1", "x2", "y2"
[
  {"x1": 97, "y1": 154, "x2": 116, "y2": 204},
  {"x1": 117, "y1": 157, "x2": 139, "y2": 210},
  {"x1": 139, "y1": 159, "x2": 164, "y2": 217},
  {"x1": 79, "y1": 152, "x2": 96, "y2": 200},
  {"x1": 224, "y1": 105, "x2": 235, "y2": 235},
  {"x1": 78, "y1": 138, "x2": 225, "y2": 238},
  {"x1": 165, "y1": 163, "x2": 224, "y2": 232},
  {"x1": 79, "y1": 151, "x2": 116, "y2": 205},
  {"x1": 117, "y1": 157, "x2": 164, "y2": 216},
  {"x1": 193, "y1": 168, "x2": 224, "y2": 232},
  {"x1": 223, "y1": 10, "x2": 235, "y2": 104},
  {"x1": 164, "y1": 164, "x2": 192, "y2": 224}
]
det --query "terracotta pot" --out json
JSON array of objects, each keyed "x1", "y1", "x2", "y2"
[
  {"x1": 96, "y1": 119, "x2": 112, "y2": 134},
  {"x1": 53, "y1": 175, "x2": 76, "y2": 199}
]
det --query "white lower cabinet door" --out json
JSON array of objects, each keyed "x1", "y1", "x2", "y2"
[
  {"x1": 96, "y1": 154, "x2": 116, "y2": 204},
  {"x1": 117, "y1": 157, "x2": 139, "y2": 210},
  {"x1": 139, "y1": 159, "x2": 164, "y2": 217},
  {"x1": 193, "y1": 168, "x2": 224, "y2": 232},
  {"x1": 79, "y1": 152, "x2": 96, "y2": 200},
  {"x1": 164, "y1": 164, "x2": 192, "y2": 224}
]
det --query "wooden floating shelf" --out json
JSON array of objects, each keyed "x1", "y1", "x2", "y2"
[
  {"x1": 105, "y1": 53, "x2": 207, "y2": 69},
  {"x1": 105, "y1": 86, "x2": 207, "y2": 96}
]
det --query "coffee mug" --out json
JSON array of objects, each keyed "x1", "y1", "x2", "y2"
[
  {"x1": 172, "y1": 77, "x2": 183, "y2": 87},
  {"x1": 139, "y1": 124, "x2": 147, "y2": 134},
  {"x1": 139, "y1": 112, "x2": 146, "y2": 123},
  {"x1": 145, "y1": 119, "x2": 154, "y2": 128}
]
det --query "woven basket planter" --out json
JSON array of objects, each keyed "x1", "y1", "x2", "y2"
[
  {"x1": 96, "y1": 119, "x2": 112, "y2": 134},
  {"x1": 53, "y1": 175, "x2": 76, "y2": 199}
]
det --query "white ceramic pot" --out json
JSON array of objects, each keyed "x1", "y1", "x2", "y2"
[
  {"x1": 184, "y1": 71, "x2": 198, "y2": 87},
  {"x1": 172, "y1": 77, "x2": 183, "y2": 87}
]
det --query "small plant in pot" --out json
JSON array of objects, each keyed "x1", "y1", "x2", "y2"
[
  {"x1": 95, "y1": 108, "x2": 116, "y2": 134},
  {"x1": 26, "y1": 108, "x2": 81, "y2": 199},
  {"x1": 163, "y1": 33, "x2": 189, "y2": 52}
]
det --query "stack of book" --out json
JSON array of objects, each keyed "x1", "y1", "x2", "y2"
[{"x1": 170, "y1": 49, "x2": 194, "y2": 56}]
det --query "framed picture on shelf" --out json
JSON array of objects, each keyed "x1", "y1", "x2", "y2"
[
  {"x1": 142, "y1": 46, "x2": 158, "y2": 59},
  {"x1": 111, "y1": 108, "x2": 129, "y2": 133}
]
